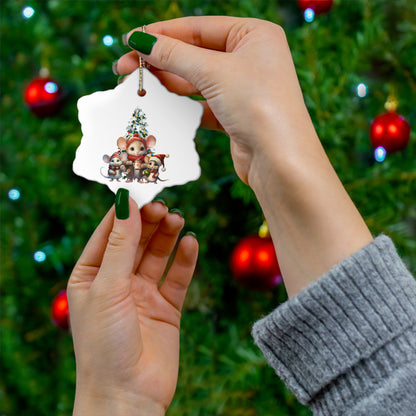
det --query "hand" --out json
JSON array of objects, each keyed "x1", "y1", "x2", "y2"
[
  {"x1": 67, "y1": 197, "x2": 198, "y2": 415},
  {"x1": 116, "y1": 16, "x2": 372, "y2": 296},
  {"x1": 115, "y1": 16, "x2": 372, "y2": 297},
  {"x1": 116, "y1": 16, "x2": 310, "y2": 185}
]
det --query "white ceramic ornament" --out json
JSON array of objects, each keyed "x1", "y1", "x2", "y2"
[{"x1": 73, "y1": 68, "x2": 203, "y2": 207}]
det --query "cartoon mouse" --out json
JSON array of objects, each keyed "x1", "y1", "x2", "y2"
[
  {"x1": 143, "y1": 154, "x2": 169, "y2": 184},
  {"x1": 117, "y1": 133, "x2": 156, "y2": 182},
  {"x1": 133, "y1": 159, "x2": 145, "y2": 182},
  {"x1": 101, "y1": 152, "x2": 125, "y2": 181}
]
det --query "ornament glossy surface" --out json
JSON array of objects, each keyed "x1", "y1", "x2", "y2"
[
  {"x1": 230, "y1": 235, "x2": 282, "y2": 291},
  {"x1": 51, "y1": 290, "x2": 69, "y2": 330},
  {"x1": 24, "y1": 76, "x2": 63, "y2": 117},
  {"x1": 370, "y1": 111, "x2": 411, "y2": 153}
]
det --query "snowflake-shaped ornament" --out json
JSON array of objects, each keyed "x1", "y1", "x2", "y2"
[{"x1": 73, "y1": 68, "x2": 203, "y2": 208}]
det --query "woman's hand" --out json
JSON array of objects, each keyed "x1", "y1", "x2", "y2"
[
  {"x1": 116, "y1": 16, "x2": 311, "y2": 185},
  {"x1": 67, "y1": 196, "x2": 198, "y2": 415},
  {"x1": 116, "y1": 17, "x2": 372, "y2": 296}
]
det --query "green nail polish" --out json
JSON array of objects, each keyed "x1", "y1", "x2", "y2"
[
  {"x1": 112, "y1": 60, "x2": 119, "y2": 76},
  {"x1": 117, "y1": 75, "x2": 127, "y2": 85},
  {"x1": 186, "y1": 231, "x2": 197, "y2": 239},
  {"x1": 128, "y1": 31, "x2": 157, "y2": 55},
  {"x1": 152, "y1": 197, "x2": 167, "y2": 206},
  {"x1": 169, "y1": 208, "x2": 184, "y2": 218},
  {"x1": 115, "y1": 189, "x2": 129, "y2": 219}
]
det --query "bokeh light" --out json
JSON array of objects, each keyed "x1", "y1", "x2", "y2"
[
  {"x1": 374, "y1": 146, "x2": 387, "y2": 162},
  {"x1": 304, "y1": 8, "x2": 315, "y2": 22},
  {"x1": 22, "y1": 6, "x2": 35, "y2": 19}
]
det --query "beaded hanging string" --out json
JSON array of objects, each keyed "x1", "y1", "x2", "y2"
[{"x1": 138, "y1": 26, "x2": 146, "y2": 97}]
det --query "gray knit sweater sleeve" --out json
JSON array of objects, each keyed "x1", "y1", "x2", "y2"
[{"x1": 252, "y1": 235, "x2": 416, "y2": 416}]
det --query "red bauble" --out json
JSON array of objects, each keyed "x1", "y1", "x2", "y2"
[
  {"x1": 24, "y1": 76, "x2": 63, "y2": 117},
  {"x1": 230, "y1": 235, "x2": 282, "y2": 290},
  {"x1": 298, "y1": 0, "x2": 334, "y2": 14},
  {"x1": 370, "y1": 111, "x2": 411, "y2": 153},
  {"x1": 51, "y1": 290, "x2": 69, "y2": 330}
]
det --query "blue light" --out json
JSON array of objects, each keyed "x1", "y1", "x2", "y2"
[
  {"x1": 103, "y1": 35, "x2": 114, "y2": 46},
  {"x1": 374, "y1": 146, "x2": 387, "y2": 162},
  {"x1": 8, "y1": 189, "x2": 21, "y2": 200},
  {"x1": 34, "y1": 250, "x2": 47, "y2": 263},
  {"x1": 22, "y1": 6, "x2": 35, "y2": 19},
  {"x1": 356, "y1": 83, "x2": 367, "y2": 98},
  {"x1": 304, "y1": 8, "x2": 315, "y2": 22},
  {"x1": 44, "y1": 81, "x2": 58, "y2": 94}
]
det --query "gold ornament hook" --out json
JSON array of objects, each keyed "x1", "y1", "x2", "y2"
[
  {"x1": 384, "y1": 87, "x2": 398, "y2": 112},
  {"x1": 138, "y1": 26, "x2": 146, "y2": 97},
  {"x1": 258, "y1": 220, "x2": 270, "y2": 238}
]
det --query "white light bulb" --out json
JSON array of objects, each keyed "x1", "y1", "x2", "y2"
[
  {"x1": 22, "y1": 6, "x2": 35, "y2": 19},
  {"x1": 103, "y1": 35, "x2": 114, "y2": 46},
  {"x1": 356, "y1": 83, "x2": 367, "y2": 98},
  {"x1": 374, "y1": 146, "x2": 387, "y2": 162},
  {"x1": 304, "y1": 8, "x2": 315, "y2": 23}
]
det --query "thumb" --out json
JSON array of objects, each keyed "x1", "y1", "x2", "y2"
[
  {"x1": 98, "y1": 189, "x2": 141, "y2": 288},
  {"x1": 127, "y1": 30, "x2": 219, "y2": 92}
]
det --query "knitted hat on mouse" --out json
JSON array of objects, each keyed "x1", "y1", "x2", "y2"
[
  {"x1": 149, "y1": 154, "x2": 169, "y2": 171},
  {"x1": 126, "y1": 133, "x2": 146, "y2": 148},
  {"x1": 111, "y1": 151, "x2": 122, "y2": 161}
]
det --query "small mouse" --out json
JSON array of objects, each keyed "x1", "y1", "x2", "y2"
[
  {"x1": 101, "y1": 152, "x2": 125, "y2": 181},
  {"x1": 143, "y1": 154, "x2": 169, "y2": 184}
]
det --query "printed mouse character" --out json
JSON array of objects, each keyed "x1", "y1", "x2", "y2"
[
  {"x1": 144, "y1": 154, "x2": 169, "y2": 184},
  {"x1": 133, "y1": 159, "x2": 145, "y2": 182},
  {"x1": 117, "y1": 133, "x2": 156, "y2": 182},
  {"x1": 101, "y1": 152, "x2": 125, "y2": 181}
]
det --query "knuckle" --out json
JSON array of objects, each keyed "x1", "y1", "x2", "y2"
[
  {"x1": 157, "y1": 39, "x2": 180, "y2": 68},
  {"x1": 107, "y1": 228, "x2": 137, "y2": 252}
]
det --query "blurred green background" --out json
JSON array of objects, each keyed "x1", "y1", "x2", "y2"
[{"x1": 1, "y1": 0, "x2": 415, "y2": 415}]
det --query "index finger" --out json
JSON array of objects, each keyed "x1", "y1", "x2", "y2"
[{"x1": 135, "y1": 15, "x2": 243, "y2": 51}]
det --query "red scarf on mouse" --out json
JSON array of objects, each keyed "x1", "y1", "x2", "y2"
[{"x1": 126, "y1": 135, "x2": 148, "y2": 162}]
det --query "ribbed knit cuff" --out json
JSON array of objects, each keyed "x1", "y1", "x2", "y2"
[{"x1": 252, "y1": 235, "x2": 416, "y2": 414}]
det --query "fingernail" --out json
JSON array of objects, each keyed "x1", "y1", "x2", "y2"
[
  {"x1": 188, "y1": 94, "x2": 206, "y2": 101},
  {"x1": 128, "y1": 31, "x2": 157, "y2": 55},
  {"x1": 112, "y1": 60, "x2": 119, "y2": 76},
  {"x1": 115, "y1": 189, "x2": 129, "y2": 219},
  {"x1": 186, "y1": 231, "x2": 197, "y2": 239},
  {"x1": 169, "y1": 208, "x2": 184, "y2": 218},
  {"x1": 152, "y1": 197, "x2": 167, "y2": 206},
  {"x1": 117, "y1": 75, "x2": 127, "y2": 85}
]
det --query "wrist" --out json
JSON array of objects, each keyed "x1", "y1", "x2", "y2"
[
  {"x1": 246, "y1": 109, "x2": 372, "y2": 296},
  {"x1": 247, "y1": 102, "x2": 322, "y2": 195},
  {"x1": 73, "y1": 387, "x2": 165, "y2": 416}
]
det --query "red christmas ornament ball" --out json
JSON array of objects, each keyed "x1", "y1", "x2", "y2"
[
  {"x1": 370, "y1": 112, "x2": 411, "y2": 153},
  {"x1": 230, "y1": 235, "x2": 282, "y2": 291},
  {"x1": 298, "y1": 0, "x2": 334, "y2": 14},
  {"x1": 51, "y1": 290, "x2": 69, "y2": 330},
  {"x1": 24, "y1": 76, "x2": 63, "y2": 117}
]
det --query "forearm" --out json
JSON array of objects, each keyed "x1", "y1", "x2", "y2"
[{"x1": 247, "y1": 105, "x2": 373, "y2": 296}]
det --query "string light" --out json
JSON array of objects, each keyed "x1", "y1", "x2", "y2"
[
  {"x1": 102, "y1": 35, "x2": 114, "y2": 46},
  {"x1": 34, "y1": 250, "x2": 47, "y2": 263},
  {"x1": 44, "y1": 81, "x2": 58, "y2": 93},
  {"x1": 22, "y1": 6, "x2": 35, "y2": 19},
  {"x1": 374, "y1": 146, "x2": 387, "y2": 162},
  {"x1": 356, "y1": 83, "x2": 367, "y2": 98},
  {"x1": 304, "y1": 8, "x2": 315, "y2": 22},
  {"x1": 8, "y1": 189, "x2": 21, "y2": 200}
]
